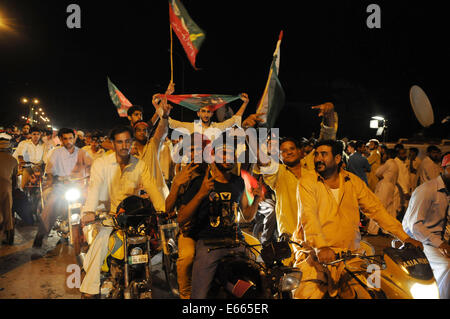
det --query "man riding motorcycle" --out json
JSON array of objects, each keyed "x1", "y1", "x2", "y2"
[
  {"x1": 79, "y1": 123, "x2": 167, "y2": 298},
  {"x1": 292, "y1": 139, "x2": 423, "y2": 299},
  {"x1": 32, "y1": 128, "x2": 92, "y2": 253}
]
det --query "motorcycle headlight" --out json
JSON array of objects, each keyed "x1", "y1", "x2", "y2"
[
  {"x1": 280, "y1": 271, "x2": 303, "y2": 292},
  {"x1": 410, "y1": 282, "x2": 440, "y2": 299},
  {"x1": 65, "y1": 188, "x2": 81, "y2": 202},
  {"x1": 130, "y1": 247, "x2": 143, "y2": 256}
]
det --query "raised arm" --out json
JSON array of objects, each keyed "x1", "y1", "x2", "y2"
[{"x1": 312, "y1": 102, "x2": 338, "y2": 141}]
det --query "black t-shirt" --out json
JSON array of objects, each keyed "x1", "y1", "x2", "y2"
[{"x1": 181, "y1": 174, "x2": 245, "y2": 241}]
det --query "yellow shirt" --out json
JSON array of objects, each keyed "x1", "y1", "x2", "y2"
[
  {"x1": 254, "y1": 161, "x2": 315, "y2": 237},
  {"x1": 367, "y1": 150, "x2": 381, "y2": 192},
  {"x1": 294, "y1": 170, "x2": 409, "y2": 252},
  {"x1": 82, "y1": 152, "x2": 166, "y2": 214}
]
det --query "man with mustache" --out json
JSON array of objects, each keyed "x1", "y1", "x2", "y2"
[
  {"x1": 254, "y1": 103, "x2": 337, "y2": 264},
  {"x1": 292, "y1": 140, "x2": 422, "y2": 299},
  {"x1": 79, "y1": 125, "x2": 166, "y2": 298}
]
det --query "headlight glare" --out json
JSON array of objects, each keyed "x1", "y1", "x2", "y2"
[
  {"x1": 65, "y1": 188, "x2": 81, "y2": 202},
  {"x1": 410, "y1": 282, "x2": 440, "y2": 299}
]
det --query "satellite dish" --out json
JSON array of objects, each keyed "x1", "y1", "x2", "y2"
[{"x1": 409, "y1": 85, "x2": 434, "y2": 127}]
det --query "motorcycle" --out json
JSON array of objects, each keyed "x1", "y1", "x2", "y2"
[
  {"x1": 291, "y1": 239, "x2": 440, "y2": 299},
  {"x1": 42, "y1": 176, "x2": 89, "y2": 256},
  {"x1": 205, "y1": 234, "x2": 302, "y2": 299},
  {"x1": 86, "y1": 196, "x2": 163, "y2": 299}
]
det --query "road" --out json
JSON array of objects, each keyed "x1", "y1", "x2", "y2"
[
  {"x1": 0, "y1": 223, "x2": 175, "y2": 299},
  {"x1": 0, "y1": 223, "x2": 392, "y2": 299}
]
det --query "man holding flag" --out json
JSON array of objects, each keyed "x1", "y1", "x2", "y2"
[{"x1": 165, "y1": 91, "x2": 250, "y2": 141}]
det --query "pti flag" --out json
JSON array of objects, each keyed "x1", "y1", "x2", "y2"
[
  {"x1": 241, "y1": 170, "x2": 266, "y2": 206},
  {"x1": 169, "y1": 0, "x2": 205, "y2": 69},
  {"x1": 166, "y1": 94, "x2": 241, "y2": 112},
  {"x1": 256, "y1": 31, "x2": 285, "y2": 128},
  {"x1": 107, "y1": 77, "x2": 133, "y2": 118}
]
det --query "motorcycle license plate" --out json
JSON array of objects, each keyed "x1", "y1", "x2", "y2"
[{"x1": 129, "y1": 254, "x2": 148, "y2": 265}]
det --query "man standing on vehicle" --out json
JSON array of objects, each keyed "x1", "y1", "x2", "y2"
[
  {"x1": 402, "y1": 154, "x2": 450, "y2": 299},
  {"x1": 292, "y1": 140, "x2": 423, "y2": 299},
  {"x1": 32, "y1": 128, "x2": 92, "y2": 251},
  {"x1": 79, "y1": 122, "x2": 168, "y2": 297}
]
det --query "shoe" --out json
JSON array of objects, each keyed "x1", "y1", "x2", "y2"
[{"x1": 31, "y1": 249, "x2": 44, "y2": 260}]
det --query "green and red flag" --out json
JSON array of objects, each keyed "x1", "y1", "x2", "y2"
[
  {"x1": 165, "y1": 94, "x2": 241, "y2": 112},
  {"x1": 169, "y1": 0, "x2": 205, "y2": 69},
  {"x1": 256, "y1": 31, "x2": 285, "y2": 128},
  {"x1": 241, "y1": 170, "x2": 267, "y2": 206},
  {"x1": 107, "y1": 77, "x2": 133, "y2": 118}
]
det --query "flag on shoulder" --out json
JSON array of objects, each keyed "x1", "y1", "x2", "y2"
[
  {"x1": 107, "y1": 77, "x2": 133, "y2": 118},
  {"x1": 169, "y1": 0, "x2": 205, "y2": 69},
  {"x1": 256, "y1": 31, "x2": 285, "y2": 129},
  {"x1": 166, "y1": 94, "x2": 241, "y2": 112}
]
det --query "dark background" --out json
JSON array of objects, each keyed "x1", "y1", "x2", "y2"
[{"x1": 0, "y1": 0, "x2": 448, "y2": 142}]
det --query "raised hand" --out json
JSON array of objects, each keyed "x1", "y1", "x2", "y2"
[
  {"x1": 311, "y1": 102, "x2": 334, "y2": 117},
  {"x1": 251, "y1": 180, "x2": 265, "y2": 204},
  {"x1": 173, "y1": 162, "x2": 198, "y2": 188},
  {"x1": 242, "y1": 112, "x2": 266, "y2": 128},
  {"x1": 152, "y1": 94, "x2": 162, "y2": 109},
  {"x1": 240, "y1": 93, "x2": 249, "y2": 104},
  {"x1": 198, "y1": 166, "x2": 214, "y2": 198},
  {"x1": 166, "y1": 82, "x2": 175, "y2": 95}
]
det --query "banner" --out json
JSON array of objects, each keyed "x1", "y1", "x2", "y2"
[{"x1": 166, "y1": 94, "x2": 241, "y2": 112}]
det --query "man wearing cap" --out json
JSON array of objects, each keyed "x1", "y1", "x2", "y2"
[
  {"x1": 402, "y1": 154, "x2": 450, "y2": 299},
  {"x1": 0, "y1": 135, "x2": 18, "y2": 245}
]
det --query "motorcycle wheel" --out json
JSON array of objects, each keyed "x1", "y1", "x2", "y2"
[{"x1": 162, "y1": 245, "x2": 179, "y2": 297}]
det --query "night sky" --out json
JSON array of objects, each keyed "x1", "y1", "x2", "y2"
[{"x1": 1, "y1": 0, "x2": 449, "y2": 142}]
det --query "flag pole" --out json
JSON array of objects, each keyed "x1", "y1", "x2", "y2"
[{"x1": 170, "y1": 24, "x2": 174, "y2": 84}]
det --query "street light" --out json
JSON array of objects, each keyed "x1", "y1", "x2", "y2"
[
  {"x1": 370, "y1": 116, "x2": 387, "y2": 142},
  {"x1": 21, "y1": 97, "x2": 40, "y2": 124}
]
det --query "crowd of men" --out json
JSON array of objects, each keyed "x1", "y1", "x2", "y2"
[{"x1": 0, "y1": 85, "x2": 448, "y2": 299}]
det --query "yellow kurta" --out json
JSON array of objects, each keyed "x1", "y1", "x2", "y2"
[
  {"x1": 294, "y1": 169, "x2": 409, "y2": 253},
  {"x1": 254, "y1": 162, "x2": 314, "y2": 237},
  {"x1": 367, "y1": 150, "x2": 381, "y2": 192}
]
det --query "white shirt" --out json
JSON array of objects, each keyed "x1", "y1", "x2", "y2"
[
  {"x1": 394, "y1": 157, "x2": 411, "y2": 195},
  {"x1": 168, "y1": 116, "x2": 242, "y2": 141},
  {"x1": 13, "y1": 140, "x2": 45, "y2": 164},
  {"x1": 82, "y1": 152, "x2": 165, "y2": 214},
  {"x1": 418, "y1": 156, "x2": 441, "y2": 186},
  {"x1": 45, "y1": 146, "x2": 91, "y2": 178},
  {"x1": 402, "y1": 175, "x2": 449, "y2": 248}
]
